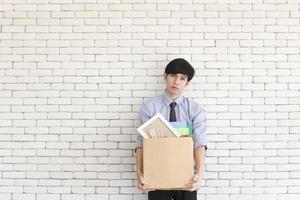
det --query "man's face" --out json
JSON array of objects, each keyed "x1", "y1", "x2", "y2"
[{"x1": 164, "y1": 73, "x2": 189, "y2": 97}]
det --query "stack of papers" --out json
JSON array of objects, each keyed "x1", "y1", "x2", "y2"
[
  {"x1": 137, "y1": 113, "x2": 193, "y2": 139},
  {"x1": 137, "y1": 113, "x2": 180, "y2": 139}
]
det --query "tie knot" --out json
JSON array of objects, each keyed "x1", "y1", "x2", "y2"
[{"x1": 170, "y1": 102, "x2": 177, "y2": 109}]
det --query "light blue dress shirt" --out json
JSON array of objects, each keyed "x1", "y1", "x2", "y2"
[{"x1": 136, "y1": 90, "x2": 207, "y2": 149}]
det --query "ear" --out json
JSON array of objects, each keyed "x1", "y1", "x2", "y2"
[
  {"x1": 163, "y1": 73, "x2": 167, "y2": 80},
  {"x1": 186, "y1": 80, "x2": 191, "y2": 86}
]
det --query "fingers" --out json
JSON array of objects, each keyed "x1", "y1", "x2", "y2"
[
  {"x1": 140, "y1": 183, "x2": 155, "y2": 192},
  {"x1": 183, "y1": 174, "x2": 201, "y2": 191},
  {"x1": 139, "y1": 176, "x2": 145, "y2": 184},
  {"x1": 183, "y1": 182, "x2": 199, "y2": 191},
  {"x1": 193, "y1": 173, "x2": 199, "y2": 182},
  {"x1": 138, "y1": 176, "x2": 155, "y2": 192}
]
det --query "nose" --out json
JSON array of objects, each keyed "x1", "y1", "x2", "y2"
[{"x1": 173, "y1": 76, "x2": 180, "y2": 84}]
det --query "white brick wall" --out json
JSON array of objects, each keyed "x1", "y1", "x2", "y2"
[{"x1": 0, "y1": 0, "x2": 300, "y2": 200}]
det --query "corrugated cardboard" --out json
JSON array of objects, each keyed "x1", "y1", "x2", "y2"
[{"x1": 143, "y1": 137, "x2": 194, "y2": 189}]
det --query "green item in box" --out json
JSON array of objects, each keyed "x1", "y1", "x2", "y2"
[{"x1": 176, "y1": 127, "x2": 190, "y2": 136}]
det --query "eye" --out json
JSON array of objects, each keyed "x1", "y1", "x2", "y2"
[{"x1": 181, "y1": 76, "x2": 187, "y2": 81}]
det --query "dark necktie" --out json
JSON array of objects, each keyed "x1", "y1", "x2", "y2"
[{"x1": 169, "y1": 102, "x2": 177, "y2": 122}]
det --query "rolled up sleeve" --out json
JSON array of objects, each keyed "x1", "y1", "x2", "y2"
[
  {"x1": 135, "y1": 103, "x2": 153, "y2": 149},
  {"x1": 192, "y1": 104, "x2": 207, "y2": 150}
]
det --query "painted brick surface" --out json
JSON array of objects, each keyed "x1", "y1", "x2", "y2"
[{"x1": 0, "y1": 0, "x2": 300, "y2": 199}]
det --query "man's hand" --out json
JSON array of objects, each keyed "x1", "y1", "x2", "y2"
[
  {"x1": 137, "y1": 175, "x2": 155, "y2": 192},
  {"x1": 183, "y1": 173, "x2": 201, "y2": 191}
]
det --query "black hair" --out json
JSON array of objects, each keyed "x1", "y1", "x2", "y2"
[{"x1": 164, "y1": 58, "x2": 195, "y2": 82}]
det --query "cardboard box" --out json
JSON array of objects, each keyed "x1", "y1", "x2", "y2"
[{"x1": 143, "y1": 137, "x2": 194, "y2": 189}]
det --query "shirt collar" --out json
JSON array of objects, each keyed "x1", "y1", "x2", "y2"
[{"x1": 163, "y1": 90, "x2": 184, "y2": 106}]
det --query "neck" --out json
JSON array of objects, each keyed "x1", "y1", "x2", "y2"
[{"x1": 166, "y1": 90, "x2": 180, "y2": 101}]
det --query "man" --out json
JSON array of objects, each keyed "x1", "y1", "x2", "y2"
[{"x1": 135, "y1": 58, "x2": 207, "y2": 200}]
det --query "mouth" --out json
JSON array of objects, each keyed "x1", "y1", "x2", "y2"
[{"x1": 171, "y1": 86, "x2": 179, "y2": 90}]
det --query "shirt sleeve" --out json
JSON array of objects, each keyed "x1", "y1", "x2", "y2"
[
  {"x1": 191, "y1": 103, "x2": 207, "y2": 150},
  {"x1": 135, "y1": 102, "x2": 153, "y2": 149}
]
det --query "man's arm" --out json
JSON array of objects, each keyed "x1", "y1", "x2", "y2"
[
  {"x1": 136, "y1": 147, "x2": 143, "y2": 178},
  {"x1": 135, "y1": 103, "x2": 154, "y2": 191},
  {"x1": 194, "y1": 145, "x2": 206, "y2": 180},
  {"x1": 136, "y1": 147, "x2": 153, "y2": 191},
  {"x1": 184, "y1": 102, "x2": 207, "y2": 191},
  {"x1": 184, "y1": 145, "x2": 206, "y2": 191}
]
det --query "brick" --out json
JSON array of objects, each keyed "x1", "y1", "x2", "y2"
[
  {"x1": 0, "y1": 1, "x2": 300, "y2": 199},
  {"x1": 61, "y1": 194, "x2": 84, "y2": 200},
  {"x1": 36, "y1": 194, "x2": 59, "y2": 200}
]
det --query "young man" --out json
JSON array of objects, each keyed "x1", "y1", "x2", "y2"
[{"x1": 135, "y1": 58, "x2": 207, "y2": 200}]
